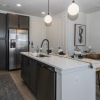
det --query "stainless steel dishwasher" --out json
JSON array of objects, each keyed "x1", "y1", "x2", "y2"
[{"x1": 36, "y1": 62, "x2": 56, "y2": 100}]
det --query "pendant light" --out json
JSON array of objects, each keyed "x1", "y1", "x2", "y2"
[
  {"x1": 68, "y1": 0, "x2": 79, "y2": 16},
  {"x1": 44, "y1": 0, "x2": 52, "y2": 24}
]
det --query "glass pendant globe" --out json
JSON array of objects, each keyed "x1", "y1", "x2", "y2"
[
  {"x1": 68, "y1": 3, "x2": 79, "y2": 16},
  {"x1": 44, "y1": 15, "x2": 52, "y2": 24}
]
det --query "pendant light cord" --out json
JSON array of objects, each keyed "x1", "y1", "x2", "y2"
[
  {"x1": 72, "y1": 0, "x2": 75, "y2": 3},
  {"x1": 48, "y1": 0, "x2": 49, "y2": 15}
]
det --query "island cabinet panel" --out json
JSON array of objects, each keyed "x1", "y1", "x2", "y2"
[{"x1": 56, "y1": 68, "x2": 95, "y2": 100}]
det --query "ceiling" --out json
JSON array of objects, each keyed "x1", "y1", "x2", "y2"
[{"x1": 0, "y1": 0, "x2": 100, "y2": 17}]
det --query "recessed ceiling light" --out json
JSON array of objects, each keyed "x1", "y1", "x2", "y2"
[
  {"x1": 42, "y1": 12, "x2": 45, "y2": 14},
  {"x1": 17, "y1": 4, "x2": 21, "y2": 7}
]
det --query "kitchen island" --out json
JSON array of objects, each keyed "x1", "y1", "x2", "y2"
[{"x1": 21, "y1": 52, "x2": 95, "y2": 100}]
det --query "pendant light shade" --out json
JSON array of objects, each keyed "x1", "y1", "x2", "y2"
[
  {"x1": 68, "y1": 0, "x2": 79, "y2": 16},
  {"x1": 44, "y1": 0, "x2": 52, "y2": 24},
  {"x1": 44, "y1": 15, "x2": 52, "y2": 24}
]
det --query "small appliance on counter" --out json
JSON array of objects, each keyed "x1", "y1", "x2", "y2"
[{"x1": 58, "y1": 47, "x2": 65, "y2": 55}]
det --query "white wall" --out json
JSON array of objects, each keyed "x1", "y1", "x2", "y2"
[
  {"x1": 67, "y1": 12, "x2": 88, "y2": 56},
  {"x1": 46, "y1": 11, "x2": 88, "y2": 56},
  {"x1": 46, "y1": 17, "x2": 59, "y2": 53},
  {"x1": 87, "y1": 11, "x2": 100, "y2": 53},
  {"x1": 29, "y1": 16, "x2": 46, "y2": 52},
  {"x1": 46, "y1": 12, "x2": 68, "y2": 54}
]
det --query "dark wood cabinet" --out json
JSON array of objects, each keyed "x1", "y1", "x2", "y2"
[
  {"x1": 19, "y1": 16, "x2": 29, "y2": 29},
  {"x1": 21, "y1": 55, "x2": 30, "y2": 85},
  {"x1": 21, "y1": 55, "x2": 56, "y2": 100},
  {"x1": 0, "y1": 40, "x2": 6, "y2": 70},
  {"x1": 21, "y1": 55, "x2": 37, "y2": 95},
  {"x1": 7, "y1": 13, "x2": 29, "y2": 29},
  {"x1": 0, "y1": 13, "x2": 6, "y2": 70},
  {"x1": 36, "y1": 62, "x2": 56, "y2": 100},
  {"x1": 21, "y1": 54, "x2": 56, "y2": 100},
  {"x1": 29, "y1": 58, "x2": 37, "y2": 94},
  {"x1": 7, "y1": 14, "x2": 19, "y2": 28},
  {"x1": 0, "y1": 14, "x2": 7, "y2": 38}
]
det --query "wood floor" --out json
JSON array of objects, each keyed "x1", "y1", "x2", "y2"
[
  {"x1": 0, "y1": 70, "x2": 36, "y2": 100},
  {"x1": 0, "y1": 70, "x2": 100, "y2": 100}
]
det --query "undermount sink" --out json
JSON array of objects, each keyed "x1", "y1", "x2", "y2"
[
  {"x1": 38, "y1": 54, "x2": 50, "y2": 57},
  {"x1": 31, "y1": 52, "x2": 50, "y2": 57},
  {"x1": 86, "y1": 54, "x2": 100, "y2": 59}
]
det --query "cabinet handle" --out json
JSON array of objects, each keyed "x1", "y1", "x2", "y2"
[{"x1": 42, "y1": 65, "x2": 44, "y2": 67}]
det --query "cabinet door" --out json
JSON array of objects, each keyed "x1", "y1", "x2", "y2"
[
  {"x1": 29, "y1": 59, "x2": 37, "y2": 95},
  {"x1": 0, "y1": 13, "x2": 6, "y2": 38},
  {"x1": 0, "y1": 39, "x2": 6, "y2": 70},
  {"x1": 21, "y1": 55, "x2": 26, "y2": 80},
  {"x1": 21, "y1": 55, "x2": 25, "y2": 79},
  {"x1": 21, "y1": 55, "x2": 30, "y2": 85},
  {"x1": 19, "y1": 16, "x2": 29, "y2": 29},
  {"x1": 7, "y1": 14, "x2": 19, "y2": 28},
  {"x1": 36, "y1": 62, "x2": 56, "y2": 100},
  {"x1": 25, "y1": 56, "x2": 30, "y2": 85}
]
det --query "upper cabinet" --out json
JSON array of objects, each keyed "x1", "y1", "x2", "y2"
[
  {"x1": 0, "y1": 13, "x2": 6, "y2": 38},
  {"x1": 7, "y1": 14, "x2": 19, "y2": 28},
  {"x1": 7, "y1": 13, "x2": 29, "y2": 29},
  {"x1": 19, "y1": 16, "x2": 29, "y2": 29}
]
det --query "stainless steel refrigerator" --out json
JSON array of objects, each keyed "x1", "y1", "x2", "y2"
[{"x1": 9, "y1": 29, "x2": 29, "y2": 70}]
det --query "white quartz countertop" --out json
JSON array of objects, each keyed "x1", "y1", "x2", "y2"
[
  {"x1": 21, "y1": 52, "x2": 90, "y2": 72},
  {"x1": 78, "y1": 58, "x2": 100, "y2": 69}
]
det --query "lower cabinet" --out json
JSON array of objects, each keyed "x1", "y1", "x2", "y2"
[
  {"x1": 21, "y1": 55, "x2": 37, "y2": 95},
  {"x1": 21, "y1": 54, "x2": 56, "y2": 100},
  {"x1": 29, "y1": 58, "x2": 37, "y2": 95},
  {"x1": 21, "y1": 55, "x2": 30, "y2": 85},
  {"x1": 36, "y1": 62, "x2": 56, "y2": 100}
]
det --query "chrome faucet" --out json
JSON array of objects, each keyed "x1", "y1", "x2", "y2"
[{"x1": 41, "y1": 39, "x2": 50, "y2": 54}]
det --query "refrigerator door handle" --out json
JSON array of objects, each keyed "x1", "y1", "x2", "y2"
[
  {"x1": 5, "y1": 38, "x2": 6, "y2": 43},
  {"x1": 5, "y1": 33, "x2": 7, "y2": 38},
  {"x1": 5, "y1": 34, "x2": 6, "y2": 43},
  {"x1": 16, "y1": 35, "x2": 18, "y2": 40}
]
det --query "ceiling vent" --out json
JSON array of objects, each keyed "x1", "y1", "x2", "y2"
[{"x1": 0, "y1": 3, "x2": 10, "y2": 7}]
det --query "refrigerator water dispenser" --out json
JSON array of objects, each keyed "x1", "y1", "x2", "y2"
[{"x1": 10, "y1": 39, "x2": 16, "y2": 48}]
